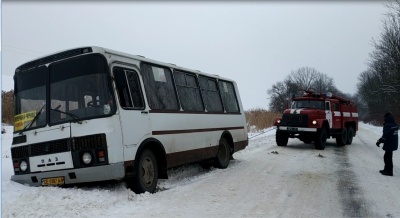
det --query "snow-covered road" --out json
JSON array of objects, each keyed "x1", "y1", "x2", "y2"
[{"x1": 2, "y1": 123, "x2": 400, "y2": 217}]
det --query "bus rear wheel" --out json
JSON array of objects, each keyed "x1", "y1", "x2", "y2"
[
  {"x1": 214, "y1": 138, "x2": 230, "y2": 169},
  {"x1": 130, "y1": 149, "x2": 158, "y2": 194}
]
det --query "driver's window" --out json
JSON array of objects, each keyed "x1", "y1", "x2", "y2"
[
  {"x1": 113, "y1": 67, "x2": 144, "y2": 109},
  {"x1": 325, "y1": 102, "x2": 330, "y2": 111}
]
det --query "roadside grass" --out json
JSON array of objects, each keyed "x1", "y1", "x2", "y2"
[{"x1": 245, "y1": 108, "x2": 280, "y2": 133}]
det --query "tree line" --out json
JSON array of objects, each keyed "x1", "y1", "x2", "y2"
[
  {"x1": 357, "y1": 1, "x2": 400, "y2": 123},
  {"x1": 2, "y1": 90, "x2": 14, "y2": 125},
  {"x1": 267, "y1": 1, "x2": 400, "y2": 124}
]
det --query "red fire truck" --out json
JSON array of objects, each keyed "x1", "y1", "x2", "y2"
[{"x1": 273, "y1": 90, "x2": 358, "y2": 150}]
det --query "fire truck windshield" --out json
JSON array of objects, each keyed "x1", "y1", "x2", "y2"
[{"x1": 291, "y1": 100, "x2": 324, "y2": 110}]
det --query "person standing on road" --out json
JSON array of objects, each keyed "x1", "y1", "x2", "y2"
[{"x1": 376, "y1": 112, "x2": 399, "y2": 176}]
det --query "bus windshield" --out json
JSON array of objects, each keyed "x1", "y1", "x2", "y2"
[
  {"x1": 14, "y1": 54, "x2": 116, "y2": 131},
  {"x1": 291, "y1": 100, "x2": 324, "y2": 110},
  {"x1": 14, "y1": 66, "x2": 47, "y2": 131}
]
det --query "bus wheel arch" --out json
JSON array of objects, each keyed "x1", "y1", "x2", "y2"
[
  {"x1": 126, "y1": 138, "x2": 167, "y2": 194},
  {"x1": 220, "y1": 131, "x2": 234, "y2": 156},
  {"x1": 136, "y1": 138, "x2": 168, "y2": 180}
]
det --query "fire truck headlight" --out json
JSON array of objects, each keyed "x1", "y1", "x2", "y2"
[
  {"x1": 20, "y1": 160, "x2": 28, "y2": 172},
  {"x1": 82, "y1": 152, "x2": 93, "y2": 165},
  {"x1": 312, "y1": 120, "x2": 318, "y2": 125},
  {"x1": 277, "y1": 119, "x2": 281, "y2": 124}
]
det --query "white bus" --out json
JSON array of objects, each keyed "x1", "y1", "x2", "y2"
[{"x1": 10, "y1": 46, "x2": 248, "y2": 193}]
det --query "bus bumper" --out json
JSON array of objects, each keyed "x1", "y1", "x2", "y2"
[{"x1": 10, "y1": 163, "x2": 125, "y2": 187}]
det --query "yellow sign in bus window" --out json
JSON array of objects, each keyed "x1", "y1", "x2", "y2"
[{"x1": 14, "y1": 111, "x2": 37, "y2": 131}]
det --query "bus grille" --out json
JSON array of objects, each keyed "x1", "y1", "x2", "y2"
[
  {"x1": 11, "y1": 134, "x2": 107, "y2": 159},
  {"x1": 31, "y1": 139, "x2": 69, "y2": 156},
  {"x1": 11, "y1": 146, "x2": 29, "y2": 158},
  {"x1": 73, "y1": 134, "x2": 106, "y2": 150}
]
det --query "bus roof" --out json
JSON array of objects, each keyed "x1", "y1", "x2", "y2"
[{"x1": 15, "y1": 46, "x2": 234, "y2": 82}]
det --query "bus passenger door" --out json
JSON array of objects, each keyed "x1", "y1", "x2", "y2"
[{"x1": 113, "y1": 66, "x2": 151, "y2": 151}]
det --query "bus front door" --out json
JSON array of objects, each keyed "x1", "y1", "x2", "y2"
[{"x1": 113, "y1": 65, "x2": 151, "y2": 160}]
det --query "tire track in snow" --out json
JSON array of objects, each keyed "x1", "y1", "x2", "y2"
[{"x1": 334, "y1": 145, "x2": 372, "y2": 217}]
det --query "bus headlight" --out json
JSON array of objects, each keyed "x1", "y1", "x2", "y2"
[
  {"x1": 20, "y1": 160, "x2": 28, "y2": 172},
  {"x1": 82, "y1": 152, "x2": 93, "y2": 165},
  {"x1": 312, "y1": 120, "x2": 318, "y2": 125}
]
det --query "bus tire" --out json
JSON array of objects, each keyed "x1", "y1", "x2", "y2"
[
  {"x1": 336, "y1": 127, "x2": 348, "y2": 146},
  {"x1": 346, "y1": 127, "x2": 354, "y2": 145},
  {"x1": 214, "y1": 138, "x2": 230, "y2": 169},
  {"x1": 131, "y1": 149, "x2": 158, "y2": 194}
]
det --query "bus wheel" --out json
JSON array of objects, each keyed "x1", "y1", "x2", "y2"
[
  {"x1": 214, "y1": 138, "x2": 230, "y2": 169},
  {"x1": 346, "y1": 127, "x2": 354, "y2": 145},
  {"x1": 132, "y1": 149, "x2": 158, "y2": 194},
  {"x1": 336, "y1": 127, "x2": 348, "y2": 146}
]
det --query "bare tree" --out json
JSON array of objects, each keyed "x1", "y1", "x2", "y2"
[
  {"x1": 357, "y1": 0, "x2": 400, "y2": 121},
  {"x1": 267, "y1": 80, "x2": 298, "y2": 112},
  {"x1": 267, "y1": 66, "x2": 342, "y2": 112},
  {"x1": 287, "y1": 67, "x2": 319, "y2": 91},
  {"x1": 2, "y1": 90, "x2": 14, "y2": 125},
  {"x1": 287, "y1": 66, "x2": 338, "y2": 94}
]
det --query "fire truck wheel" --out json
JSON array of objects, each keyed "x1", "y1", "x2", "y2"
[
  {"x1": 276, "y1": 131, "x2": 288, "y2": 146},
  {"x1": 315, "y1": 128, "x2": 327, "y2": 150},
  {"x1": 130, "y1": 149, "x2": 158, "y2": 194},
  {"x1": 336, "y1": 127, "x2": 348, "y2": 146},
  {"x1": 346, "y1": 127, "x2": 354, "y2": 145}
]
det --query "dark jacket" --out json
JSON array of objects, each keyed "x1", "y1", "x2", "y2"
[{"x1": 378, "y1": 113, "x2": 399, "y2": 151}]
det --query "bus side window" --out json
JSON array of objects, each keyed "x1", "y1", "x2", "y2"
[
  {"x1": 199, "y1": 76, "x2": 223, "y2": 112},
  {"x1": 114, "y1": 67, "x2": 133, "y2": 108},
  {"x1": 125, "y1": 70, "x2": 144, "y2": 109},
  {"x1": 174, "y1": 70, "x2": 204, "y2": 111},
  {"x1": 141, "y1": 63, "x2": 179, "y2": 110},
  {"x1": 114, "y1": 67, "x2": 144, "y2": 109},
  {"x1": 218, "y1": 81, "x2": 239, "y2": 113}
]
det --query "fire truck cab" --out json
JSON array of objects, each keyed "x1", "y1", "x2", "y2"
[{"x1": 273, "y1": 90, "x2": 358, "y2": 150}]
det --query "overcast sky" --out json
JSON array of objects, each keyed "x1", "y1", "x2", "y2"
[{"x1": 1, "y1": 1, "x2": 388, "y2": 110}]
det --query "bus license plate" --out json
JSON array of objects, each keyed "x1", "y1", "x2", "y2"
[
  {"x1": 42, "y1": 177, "x2": 65, "y2": 186},
  {"x1": 288, "y1": 127, "x2": 298, "y2": 131}
]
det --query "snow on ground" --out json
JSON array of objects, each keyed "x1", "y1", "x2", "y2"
[{"x1": 2, "y1": 123, "x2": 400, "y2": 217}]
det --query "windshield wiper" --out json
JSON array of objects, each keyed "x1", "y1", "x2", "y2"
[
  {"x1": 20, "y1": 104, "x2": 46, "y2": 134},
  {"x1": 50, "y1": 106, "x2": 82, "y2": 124}
]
